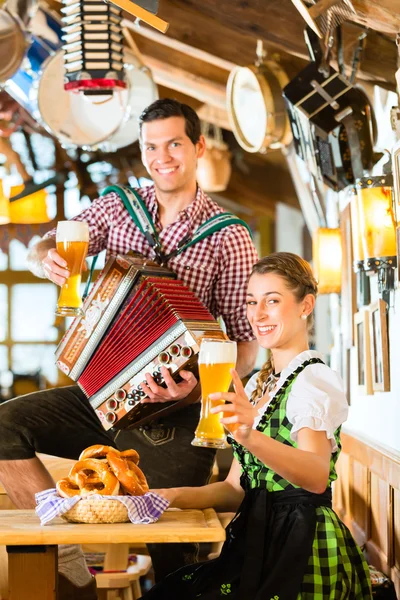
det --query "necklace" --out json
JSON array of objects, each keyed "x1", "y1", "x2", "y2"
[{"x1": 264, "y1": 372, "x2": 281, "y2": 394}]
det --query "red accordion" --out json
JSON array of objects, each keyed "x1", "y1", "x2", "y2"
[{"x1": 55, "y1": 254, "x2": 226, "y2": 430}]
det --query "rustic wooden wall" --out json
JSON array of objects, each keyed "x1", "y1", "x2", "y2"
[{"x1": 333, "y1": 432, "x2": 400, "y2": 597}]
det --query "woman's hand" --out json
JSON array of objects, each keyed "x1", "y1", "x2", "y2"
[
  {"x1": 140, "y1": 367, "x2": 198, "y2": 404},
  {"x1": 150, "y1": 487, "x2": 177, "y2": 506},
  {"x1": 209, "y1": 369, "x2": 257, "y2": 443}
]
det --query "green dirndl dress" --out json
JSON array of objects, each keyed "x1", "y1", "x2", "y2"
[{"x1": 140, "y1": 358, "x2": 372, "y2": 600}]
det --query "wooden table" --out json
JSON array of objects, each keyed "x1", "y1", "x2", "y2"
[{"x1": 0, "y1": 508, "x2": 225, "y2": 600}]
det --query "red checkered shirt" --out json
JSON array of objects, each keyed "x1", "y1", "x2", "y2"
[{"x1": 46, "y1": 185, "x2": 258, "y2": 341}]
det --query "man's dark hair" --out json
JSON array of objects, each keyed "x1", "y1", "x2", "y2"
[{"x1": 139, "y1": 98, "x2": 201, "y2": 145}]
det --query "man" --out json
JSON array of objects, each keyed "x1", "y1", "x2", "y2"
[{"x1": 0, "y1": 99, "x2": 258, "y2": 599}]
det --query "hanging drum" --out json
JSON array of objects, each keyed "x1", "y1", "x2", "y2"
[
  {"x1": 38, "y1": 47, "x2": 158, "y2": 151},
  {"x1": 226, "y1": 40, "x2": 292, "y2": 153},
  {"x1": 4, "y1": 6, "x2": 158, "y2": 150}
]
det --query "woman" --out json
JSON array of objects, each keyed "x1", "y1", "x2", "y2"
[{"x1": 140, "y1": 252, "x2": 372, "y2": 599}]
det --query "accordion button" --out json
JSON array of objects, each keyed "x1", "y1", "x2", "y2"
[
  {"x1": 115, "y1": 389, "x2": 127, "y2": 401},
  {"x1": 106, "y1": 398, "x2": 118, "y2": 411},
  {"x1": 169, "y1": 344, "x2": 181, "y2": 357},
  {"x1": 181, "y1": 346, "x2": 192, "y2": 358},
  {"x1": 105, "y1": 412, "x2": 117, "y2": 424},
  {"x1": 159, "y1": 351, "x2": 170, "y2": 364}
]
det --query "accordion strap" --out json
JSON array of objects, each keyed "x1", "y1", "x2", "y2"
[{"x1": 102, "y1": 184, "x2": 253, "y2": 265}]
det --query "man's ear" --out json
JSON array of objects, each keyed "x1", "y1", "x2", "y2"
[{"x1": 196, "y1": 134, "x2": 206, "y2": 159}]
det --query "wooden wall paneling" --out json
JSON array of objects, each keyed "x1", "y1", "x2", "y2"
[
  {"x1": 368, "y1": 472, "x2": 389, "y2": 570},
  {"x1": 349, "y1": 457, "x2": 369, "y2": 546},
  {"x1": 393, "y1": 488, "x2": 400, "y2": 597},
  {"x1": 334, "y1": 433, "x2": 400, "y2": 593}
]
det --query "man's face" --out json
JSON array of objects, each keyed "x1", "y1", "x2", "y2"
[{"x1": 141, "y1": 116, "x2": 205, "y2": 193}]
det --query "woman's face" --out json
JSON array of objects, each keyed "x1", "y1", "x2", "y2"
[{"x1": 246, "y1": 272, "x2": 311, "y2": 351}]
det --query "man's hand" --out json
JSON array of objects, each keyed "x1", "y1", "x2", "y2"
[
  {"x1": 42, "y1": 248, "x2": 70, "y2": 286},
  {"x1": 140, "y1": 367, "x2": 198, "y2": 404}
]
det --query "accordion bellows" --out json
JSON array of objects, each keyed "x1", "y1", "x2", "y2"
[{"x1": 56, "y1": 255, "x2": 226, "y2": 430}]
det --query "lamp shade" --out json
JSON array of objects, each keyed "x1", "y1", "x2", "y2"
[
  {"x1": 312, "y1": 228, "x2": 342, "y2": 294},
  {"x1": 356, "y1": 176, "x2": 396, "y2": 260},
  {"x1": 0, "y1": 180, "x2": 10, "y2": 225},
  {"x1": 9, "y1": 185, "x2": 51, "y2": 224}
]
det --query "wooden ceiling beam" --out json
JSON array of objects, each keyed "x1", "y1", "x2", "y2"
[
  {"x1": 142, "y1": 53, "x2": 227, "y2": 110},
  {"x1": 351, "y1": 0, "x2": 400, "y2": 35},
  {"x1": 135, "y1": 0, "x2": 396, "y2": 89}
]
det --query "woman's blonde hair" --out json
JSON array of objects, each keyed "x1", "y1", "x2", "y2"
[{"x1": 249, "y1": 252, "x2": 318, "y2": 403}]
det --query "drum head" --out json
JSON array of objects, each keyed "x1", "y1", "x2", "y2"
[
  {"x1": 227, "y1": 66, "x2": 267, "y2": 153},
  {"x1": 97, "y1": 52, "x2": 158, "y2": 152},
  {"x1": 0, "y1": 10, "x2": 26, "y2": 84},
  {"x1": 37, "y1": 48, "x2": 158, "y2": 151}
]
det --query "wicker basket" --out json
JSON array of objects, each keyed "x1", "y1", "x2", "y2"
[{"x1": 62, "y1": 497, "x2": 130, "y2": 524}]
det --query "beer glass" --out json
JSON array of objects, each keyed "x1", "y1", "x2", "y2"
[
  {"x1": 192, "y1": 338, "x2": 237, "y2": 449},
  {"x1": 55, "y1": 220, "x2": 89, "y2": 317}
]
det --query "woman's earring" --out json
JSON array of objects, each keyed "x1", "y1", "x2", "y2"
[{"x1": 301, "y1": 314, "x2": 308, "y2": 320}]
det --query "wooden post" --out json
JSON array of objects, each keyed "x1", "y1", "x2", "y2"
[{"x1": 7, "y1": 545, "x2": 57, "y2": 600}]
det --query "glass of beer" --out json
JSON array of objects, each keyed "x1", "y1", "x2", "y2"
[
  {"x1": 55, "y1": 220, "x2": 89, "y2": 317},
  {"x1": 192, "y1": 338, "x2": 237, "y2": 449}
]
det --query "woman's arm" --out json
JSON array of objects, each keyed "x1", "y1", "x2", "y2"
[
  {"x1": 153, "y1": 458, "x2": 245, "y2": 512},
  {"x1": 241, "y1": 427, "x2": 331, "y2": 494},
  {"x1": 211, "y1": 370, "x2": 332, "y2": 494}
]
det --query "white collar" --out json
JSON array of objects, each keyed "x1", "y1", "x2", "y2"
[{"x1": 261, "y1": 349, "x2": 325, "y2": 403}]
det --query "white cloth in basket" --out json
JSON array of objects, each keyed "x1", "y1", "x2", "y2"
[{"x1": 35, "y1": 488, "x2": 170, "y2": 525}]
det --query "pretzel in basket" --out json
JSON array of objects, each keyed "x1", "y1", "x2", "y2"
[
  {"x1": 107, "y1": 449, "x2": 149, "y2": 496},
  {"x1": 57, "y1": 458, "x2": 120, "y2": 498},
  {"x1": 56, "y1": 445, "x2": 148, "y2": 498},
  {"x1": 79, "y1": 444, "x2": 140, "y2": 465}
]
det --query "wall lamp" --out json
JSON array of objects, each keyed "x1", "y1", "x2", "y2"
[
  {"x1": 352, "y1": 175, "x2": 396, "y2": 305},
  {"x1": 312, "y1": 227, "x2": 342, "y2": 294}
]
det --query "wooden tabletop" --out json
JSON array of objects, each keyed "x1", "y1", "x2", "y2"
[{"x1": 0, "y1": 508, "x2": 226, "y2": 546}]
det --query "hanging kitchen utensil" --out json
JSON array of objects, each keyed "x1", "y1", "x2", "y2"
[
  {"x1": 226, "y1": 40, "x2": 292, "y2": 154},
  {"x1": 196, "y1": 123, "x2": 231, "y2": 192},
  {"x1": 283, "y1": 27, "x2": 375, "y2": 191},
  {"x1": 290, "y1": 0, "x2": 356, "y2": 41}
]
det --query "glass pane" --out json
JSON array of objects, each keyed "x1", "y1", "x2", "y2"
[
  {"x1": 12, "y1": 344, "x2": 58, "y2": 384},
  {"x1": 0, "y1": 249, "x2": 7, "y2": 270},
  {"x1": 11, "y1": 284, "x2": 58, "y2": 341},
  {"x1": 65, "y1": 186, "x2": 91, "y2": 219},
  {"x1": 9, "y1": 239, "x2": 29, "y2": 271},
  {"x1": 0, "y1": 345, "x2": 8, "y2": 371},
  {"x1": 0, "y1": 284, "x2": 7, "y2": 341}
]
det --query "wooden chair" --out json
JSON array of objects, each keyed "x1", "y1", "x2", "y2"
[{"x1": 96, "y1": 555, "x2": 152, "y2": 600}]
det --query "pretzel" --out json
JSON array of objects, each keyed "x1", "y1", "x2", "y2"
[
  {"x1": 107, "y1": 449, "x2": 149, "y2": 496},
  {"x1": 56, "y1": 478, "x2": 81, "y2": 498},
  {"x1": 79, "y1": 445, "x2": 140, "y2": 465},
  {"x1": 69, "y1": 458, "x2": 120, "y2": 496},
  {"x1": 79, "y1": 444, "x2": 115, "y2": 461}
]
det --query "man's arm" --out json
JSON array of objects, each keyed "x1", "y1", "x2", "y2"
[{"x1": 236, "y1": 340, "x2": 258, "y2": 379}]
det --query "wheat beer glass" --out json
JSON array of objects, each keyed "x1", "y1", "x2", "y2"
[
  {"x1": 192, "y1": 338, "x2": 237, "y2": 449},
  {"x1": 55, "y1": 221, "x2": 89, "y2": 317}
]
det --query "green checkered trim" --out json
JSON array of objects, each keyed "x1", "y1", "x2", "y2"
[{"x1": 231, "y1": 358, "x2": 341, "y2": 491}]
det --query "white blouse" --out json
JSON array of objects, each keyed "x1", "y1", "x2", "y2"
[{"x1": 245, "y1": 350, "x2": 348, "y2": 453}]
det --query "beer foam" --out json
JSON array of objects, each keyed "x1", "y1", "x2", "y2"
[
  {"x1": 199, "y1": 340, "x2": 237, "y2": 364},
  {"x1": 56, "y1": 220, "x2": 89, "y2": 242}
]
